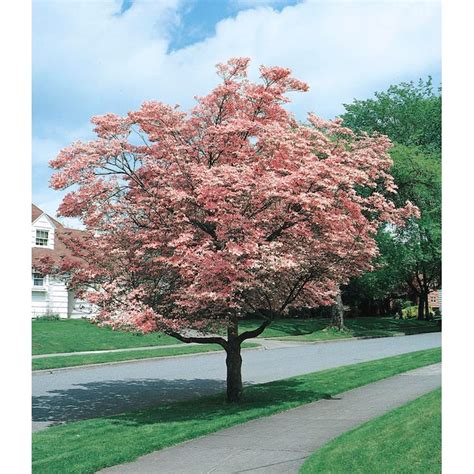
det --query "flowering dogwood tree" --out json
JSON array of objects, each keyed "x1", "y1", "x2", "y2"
[{"x1": 48, "y1": 58, "x2": 418, "y2": 401}]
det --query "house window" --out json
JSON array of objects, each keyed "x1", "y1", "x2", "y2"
[
  {"x1": 36, "y1": 230, "x2": 49, "y2": 246},
  {"x1": 33, "y1": 272, "x2": 44, "y2": 287}
]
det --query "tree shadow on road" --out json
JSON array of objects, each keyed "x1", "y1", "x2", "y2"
[
  {"x1": 32, "y1": 376, "x2": 328, "y2": 428},
  {"x1": 32, "y1": 378, "x2": 226, "y2": 424}
]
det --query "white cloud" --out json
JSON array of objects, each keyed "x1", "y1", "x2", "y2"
[
  {"x1": 33, "y1": 0, "x2": 441, "y2": 213},
  {"x1": 231, "y1": 0, "x2": 293, "y2": 7},
  {"x1": 33, "y1": 0, "x2": 440, "y2": 120}
]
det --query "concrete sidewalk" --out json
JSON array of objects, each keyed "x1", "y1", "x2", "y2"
[{"x1": 101, "y1": 363, "x2": 441, "y2": 474}]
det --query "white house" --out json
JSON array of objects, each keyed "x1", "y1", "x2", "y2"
[{"x1": 31, "y1": 204, "x2": 96, "y2": 319}]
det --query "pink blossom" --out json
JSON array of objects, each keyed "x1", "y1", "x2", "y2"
[{"x1": 49, "y1": 58, "x2": 418, "y2": 334}]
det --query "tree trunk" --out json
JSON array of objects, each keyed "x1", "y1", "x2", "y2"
[
  {"x1": 417, "y1": 293, "x2": 426, "y2": 320},
  {"x1": 225, "y1": 319, "x2": 243, "y2": 402},
  {"x1": 329, "y1": 290, "x2": 346, "y2": 330},
  {"x1": 225, "y1": 342, "x2": 243, "y2": 402},
  {"x1": 168, "y1": 318, "x2": 271, "y2": 403},
  {"x1": 424, "y1": 294, "x2": 430, "y2": 320}
]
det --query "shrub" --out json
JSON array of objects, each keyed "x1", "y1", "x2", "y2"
[
  {"x1": 402, "y1": 306, "x2": 418, "y2": 319},
  {"x1": 34, "y1": 313, "x2": 61, "y2": 321}
]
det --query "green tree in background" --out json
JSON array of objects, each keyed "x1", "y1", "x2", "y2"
[
  {"x1": 341, "y1": 79, "x2": 441, "y2": 320},
  {"x1": 341, "y1": 78, "x2": 441, "y2": 151}
]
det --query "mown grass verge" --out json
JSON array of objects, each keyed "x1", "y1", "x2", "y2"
[
  {"x1": 33, "y1": 343, "x2": 259, "y2": 371},
  {"x1": 239, "y1": 317, "x2": 440, "y2": 342},
  {"x1": 33, "y1": 347, "x2": 441, "y2": 473},
  {"x1": 32, "y1": 319, "x2": 181, "y2": 355},
  {"x1": 33, "y1": 317, "x2": 440, "y2": 356},
  {"x1": 300, "y1": 388, "x2": 441, "y2": 473}
]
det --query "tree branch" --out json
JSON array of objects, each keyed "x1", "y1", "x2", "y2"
[
  {"x1": 265, "y1": 221, "x2": 296, "y2": 242},
  {"x1": 189, "y1": 219, "x2": 219, "y2": 240},
  {"x1": 238, "y1": 320, "x2": 271, "y2": 342},
  {"x1": 167, "y1": 331, "x2": 228, "y2": 349},
  {"x1": 279, "y1": 274, "x2": 312, "y2": 312}
]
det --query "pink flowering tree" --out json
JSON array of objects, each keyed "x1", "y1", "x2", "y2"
[{"x1": 49, "y1": 58, "x2": 418, "y2": 402}]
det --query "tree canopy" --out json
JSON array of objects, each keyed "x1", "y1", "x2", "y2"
[{"x1": 46, "y1": 58, "x2": 416, "y2": 400}]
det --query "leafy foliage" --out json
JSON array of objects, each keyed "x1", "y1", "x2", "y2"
[
  {"x1": 47, "y1": 58, "x2": 416, "y2": 335},
  {"x1": 341, "y1": 79, "x2": 441, "y2": 318},
  {"x1": 341, "y1": 78, "x2": 441, "y2": 151}
]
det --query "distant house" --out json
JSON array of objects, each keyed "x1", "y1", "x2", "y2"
[
  {"x1": 31, "y1": 204, "x2": 96, "y2": 319},
  {"x1": 428, "y1": 289, "x2": 442, "y2": 310}
]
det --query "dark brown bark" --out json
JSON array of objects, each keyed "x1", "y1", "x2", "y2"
[
  {"x1": 238, "y1": 320, "x2": 270, "y2": 342},
  {"x1": 417, "y1": 293, "x2": 427, "y2": 320},
  {"x1": 227, "y1": 319, "x2": 271, "y2": 402},
  {"x1": 424, "y1": 294, "x2": 430, "y2": 320},
  {"x1": 166, "y1": 331, "x2": 228, "y2": 348},
  {"x1": 329, "y1": 290, "x2": 346, "y2": 330},
  {"x1": 226, "y1": 319, "x2": 243, "y2": 402}
]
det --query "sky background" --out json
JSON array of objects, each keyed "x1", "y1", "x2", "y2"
[{"x1": 32, "y1": 0, "x2": 441, "y2": 223}]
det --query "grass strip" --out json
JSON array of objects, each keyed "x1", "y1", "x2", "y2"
[
  {"x1": 300, "y1": 388, "x2": 441, "y2": 474},
  {"x1": 33, "y1": 347, "x2": 440, "y2": 473},
  {"x1": 33, "y1": 317, "x2": 440, "y2": 355},
  {"x1": 32, "y1": 319, "x2": 182, "y2": 355},
  {"x1": 238, "y1": 317, "x2": 440, "y2": 341},
  {"x1": 32, "y1": 343, "x2": 259, "y2": 371}
]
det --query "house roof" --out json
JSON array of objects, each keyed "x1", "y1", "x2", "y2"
[
  {"x1": 32, "y1": 204, "x2": 85, "y2": 268},
  {"x1": 32, "y1": 204, "x2": 43, "y2": 223}
]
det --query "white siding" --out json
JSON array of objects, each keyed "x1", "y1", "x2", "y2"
[
  {"x1": 32, "y1": 273, "x2": 50, "y2": 317},
  {"x1": 31, "y1": 290, "x2": 48, "y2": 317},
  {"x1": 47, "y1": 276, "x2": 69, "y2": 317},
  {"x1": 68, "y1": 289, "x2": 97, "y2": 319},
  {"x1": 32, "y1": 280, "x2": 97, "y2": 319},
  {"x1": 32, "y1": 276, "x2": 69, "y2": 318}
]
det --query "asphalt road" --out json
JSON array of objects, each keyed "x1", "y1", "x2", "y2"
[{"x1": 32, "y1": 333, "x2": 440, "y2": 432}]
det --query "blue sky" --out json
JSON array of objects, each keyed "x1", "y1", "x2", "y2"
[{"x1": 32, "y1": 0, "x2": 441, "y2": 222}]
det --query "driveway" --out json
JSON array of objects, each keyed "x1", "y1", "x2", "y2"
[{"x1": 32, "y1": 332, "x2": 440, "y2": 432}]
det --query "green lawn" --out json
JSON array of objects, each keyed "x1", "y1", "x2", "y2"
[
  {"x1": 33, "y1": 343, "x2": 259, "y2": 371},
  {"x1": 32, "y1": 319, "x2": 182, "y2": 355},
  {"x1": 33, "y1": 317, "x2": 439, "y2": 356},
  {"x1": 300, "y1": 388, "x2": 441, "y2": 474},
  {"x1": 238, "y1": 317, "x2": 440, "y2": 341},
  {"x1": 32, "y1": 347, "x2": 441, "y2": 474}
]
